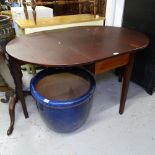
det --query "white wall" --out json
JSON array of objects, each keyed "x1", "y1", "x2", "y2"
[{"x1": 105, "y1": 0, "x2": 125, "y2": 27}]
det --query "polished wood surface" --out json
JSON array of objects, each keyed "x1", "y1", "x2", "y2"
[{"x1": 7, "y1": 26, "x2": 149, "y2": 67}]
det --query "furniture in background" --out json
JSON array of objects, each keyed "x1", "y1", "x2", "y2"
[
  {"x1": 14, "y1": 14, "x2": 104, "y2": 36},
  {"x1": 123, "y1": 0, "x2": 155, "y2": 95},
  {"x1": 0, "y1": 15, "x2": 15, "y2": 95},
  {"x1": 6, "y1": 26, "x2": 149, "y2": 135},
  {"x1": 52, "y1": 0, "x2": 106, "y2": 16},
  {"x1": 11, "y1": 6, "x2": 53, "y2": 35},
  {"x1": 22, "y1": 0, "x2": 99, "y2": 24}
]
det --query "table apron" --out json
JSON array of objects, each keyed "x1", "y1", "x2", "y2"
[{"x1": 94, "y1": 54, "x2": 130, "y2": 74}]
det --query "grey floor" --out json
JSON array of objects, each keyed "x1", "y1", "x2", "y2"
[{"x1": 0, "y1": 71, "x2": 155, "y2": 155}]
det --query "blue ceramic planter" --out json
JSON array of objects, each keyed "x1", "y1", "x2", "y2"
[{"x1": 30, "y1": 67, "x2": 96, "y2": 132}]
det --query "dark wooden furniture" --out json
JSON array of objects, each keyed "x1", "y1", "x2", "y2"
[
  {"x1": 22, "y1": 0, "x2": 99, "y2": 24},
  {"x1": 122, "y1": 0, "x2": 155, "y2": 95},
  {"x1": 6, "y1": 26, "x2": 149, "y2": 135}
]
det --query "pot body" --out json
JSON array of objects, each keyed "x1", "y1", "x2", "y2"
[{"x1": 30, "y1": 67, "x2": 96, "y2": 132}]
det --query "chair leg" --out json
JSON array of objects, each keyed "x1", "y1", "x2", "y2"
[
  {"x1": 94, "y1": 0, "x2": 97, "y2": 17},
  {"x1": 79, "y1": 1, "x2": 82, "y2": 14}
]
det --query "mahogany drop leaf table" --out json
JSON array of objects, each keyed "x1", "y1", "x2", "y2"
[{"x1": 6, "y1": 26, "x2": 149, "y2": 135}]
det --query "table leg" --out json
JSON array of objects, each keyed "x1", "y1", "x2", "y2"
[
  {"x1": 119, "y1": 53, "x2": 135, "y2": 114},
  {"x1": 23, "y1": 0, "x2": 29, "y2": 20},
  {"x1": 31, "y1": 0, "x2": 37, "y2": 24},
  {"x1": 79, "y1": 0, "x2": 82, "y2": 14},
  {"x1": 7, "y1": 56, "x2": 29, "y2": 135},
  {"x1": 7, "y1": 94, "x2": 17, "y2": 135}
]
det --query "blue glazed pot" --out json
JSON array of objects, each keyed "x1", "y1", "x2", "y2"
[{"x1": 30, "y1": 67, "x2": 96, "y2": 132}]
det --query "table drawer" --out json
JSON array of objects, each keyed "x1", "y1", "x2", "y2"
[{"x1": 95, "y1": 54, "x2": 129, "y2": 74}]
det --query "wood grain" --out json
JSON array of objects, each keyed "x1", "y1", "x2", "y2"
[
  {"x1": 6, "y1": 26, "x2": 149, "y2": 67},
  {"x1": 95, "y1": 54, "x2": 129, "y2": 74}
]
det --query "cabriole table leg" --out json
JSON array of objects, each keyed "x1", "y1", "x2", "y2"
[
  {"x1": 7, "y1": 56, "x2": 29, "y2": 135},
  {"x1": 7, "y1": 94, "x2": 17, "y2": 135}
]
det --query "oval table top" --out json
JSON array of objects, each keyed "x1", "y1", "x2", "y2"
[{"x1": 6, "y1": 26, "x2": 149, "y2": 67}]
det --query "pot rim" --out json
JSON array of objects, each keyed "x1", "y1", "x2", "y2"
[
  {"x1": 30, "y1": 67, "x2": 96, "y2": 108},
  {"x1": 0, "y1": 15, "x2": 10, "y2": 23}
]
